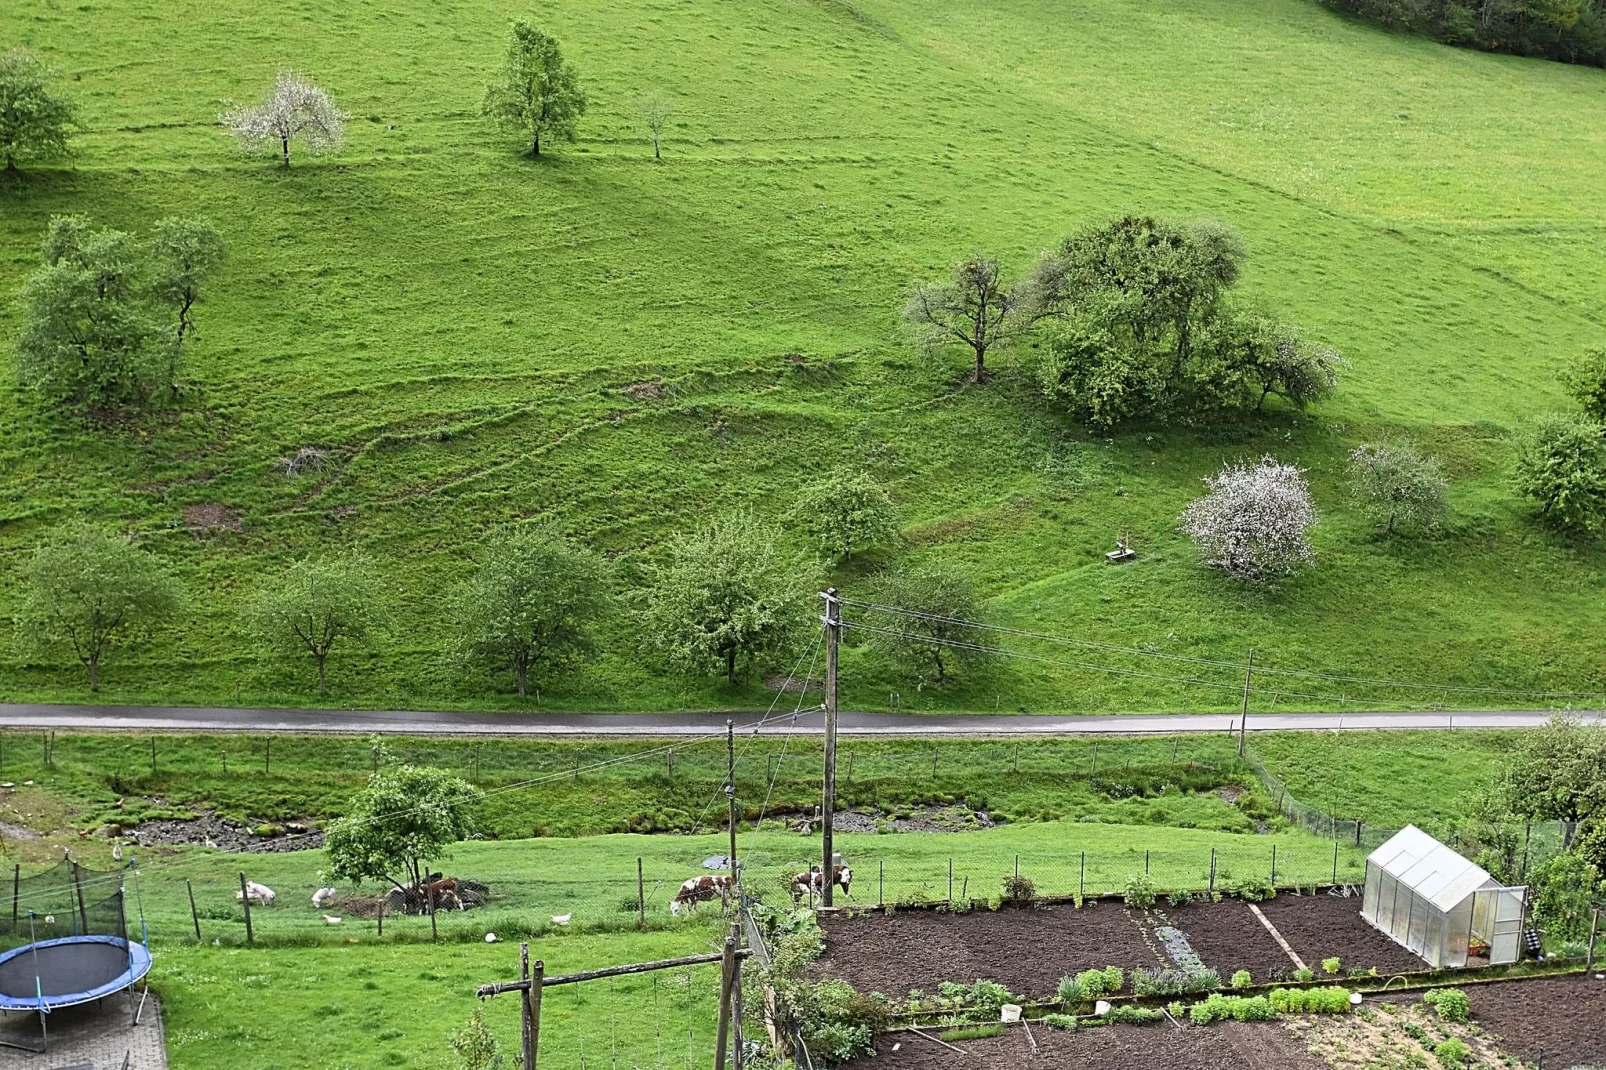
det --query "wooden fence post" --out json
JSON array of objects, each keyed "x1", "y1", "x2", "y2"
[
  {"x1": 150, "y1": 737, "x2": 157, "y2": 775},
  {"x1": 239, "y1": 871, "x2": 254, "y2": 945},
  {"x1": 1079, "y1": 852, "x2": 1085, "y2": 900},
  {"x1": 186, "y1": 879, "x2": 201, "y2": 940},
  {"x1": 1208, "y1": 849, "x2": 1216, "y2": 896},
  {"x1": 1271, "y1": 844, "x2": 1278, "y2": 884},
  {"x1": 429, "y1": 885, "x2": 439, "y2": 941},
  {"x1": 377, "y1": 897, "x2": 384, "y2": 938},
  {"x1": 1332, "y1": 842, "x2": 1340, "y2": 884},
  {"x1": 521, "y1": 944, "x2": 541, "y2": 1070},
  {"x1": 947, "y1": 858, "x2": 953, "y2": 902},
  {"x1": 11, "y1": 864, "x2": 19, "y2": 926},
  {"x1": 637, "y1": 857, "x2": 646, "y2": 929},
  {"x1": 265, "y1": 737, "x2": 271, "y2": 775},
  {"x1": 713, "y1": 930, "x2": 737, "y2": 1070},
  {"x1": 1587, "y1": 908, "x2": 1599, "y2": 972},
  {"x1": 72, "y1": 861, "x2": 89, "y2": 934}
]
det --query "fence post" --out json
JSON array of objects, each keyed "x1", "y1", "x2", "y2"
[
  {"x1": 1014, "y1": 854, "x2": 1020, "y2": 880},
  {"x1": 1356, "y1": 821, "x2": 1363, "y2": 848},
  {"x1": 1012, "y1": 744, "x2": 1020, "y2": 774},
  {"x1": 10, "y1": 864, "x2": 18, "y2": 927},
  {"x1": 150, "y1": 737, "x2": 156, "y2": 775},
  {"x1": 239, "y1": 871, "x2": 254, "y2": 945},
  {"x1": 847, "y1": 752, "x2": 854, "y2": 783},
  {"x1": 948, "y1": 858, "x2": 953, "y2": 902},
  {"x1": 1145, "y1": 850, "x2": 1150, "y2": 876},
  {"x1": 1208, "y1": 848, "x2": 1216, "y2": 896},
  {"x1": 429, "y1": 885, "x2": 439, "y2": 941},
  {"x1": 931, "y1": 748, "x2": 938, "y2": 780},
  {"x1": 1332, "y1": 842, "x2": 1340, "y2": 885},
  {"x1": 878, "y1": 860, "x2": 884, "y2": 907},
  {"x1": 1090, "y1": 743, "x2": 1099, "y2": 777},
  {"x1": 1271, "y1": 845, "x2": 1277, "y2": 884},
  {"x1": 1586, "y1": 908, "x2": 1599, "y2": 972},
  {"x1": 714, "y1": 929, "x2": 738, "y2": 1070},
  {"x1": 668, "y1": 748, "x2": 674, "y2": 777},
  {"x1": 637, "y1": 858, "x2": 646, "y2": 929},
  {"x1": 186, "y1": 879, "x2": 201, "y2": 940},
  {"x1": 1079, "y1": 852, "x2": 1085, "y2": 900},
  {"x1": 72, "y1": 862, "x2": 88, "y2": 934},
  {"x1": 265, "y1": 737, "x2": 271, "y2": 775},
  {"x1": 377, "y1": 897, "x2": 384, "y2": 938}
]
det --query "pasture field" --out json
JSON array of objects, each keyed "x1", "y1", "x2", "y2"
[{"x1": 1, "y1": 0, "x2": 1605, "y2": 714}]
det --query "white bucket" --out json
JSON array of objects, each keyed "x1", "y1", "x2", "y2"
[
  {"x1": 1095, "y1": 1000, "x2": 1112, "y2": 1017},
  {"x1": 1000, "y1": 1004, "x2": 1022, "y2": 1023}
]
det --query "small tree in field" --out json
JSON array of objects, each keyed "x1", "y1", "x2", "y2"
[
  {"x1": 483, "y1": 21, "x2": 586, "y2": 157},
  {"x1": 221, "y1": 71, "x2": 345, "y2": 166},
  {"x1": 250, "y1": 552, "x2": 385, "y2": 694},
  {"x1": 448, "y1": 526, "x2": 612, "y2": 700},
  {"x1": 791, "y1": 470, "x2": 898, "y2": 562},
  {"x1": 868, "y1": 562, "x2": 988, "y2": 683},
  {"x1": 632, "y1": 90, "x2": 673, "y2": 160},
  {"x1": 325, "y1": 762, "x2": 479, "y2": 892},
  {"x1": 1560, "y1": 346, "x2": 1606, "y2": 423},
  {"x1": 16, "y1": 523, "x2": 181, "y2": 692},
  {"x1": 1179, "y1": 457, "x2": 1317, "y2": 581},
  {"x1": 638, "y1": 513, "x2": 811, "y2": 685},
  {"x1": 0, "y1": 48, "x2": 79, "y2": 171},
  {"x1": 451, "y1": 1010, "x2": 505, "y2": 1070},
  {"x1": 903, "y1": 255, "x2": 1032, "y2": 382},
  {"x1": 1348, "y1": 442, "x2": 1448, "y2": 535},
  {"x1": 1248, "y1": 330, "x2": 1347, "y2": 412},
  {"x1": 151, "y1": 216, "x2": 227, "y2": 346},
  {"x1": 1512, "y1": 411, "x2": 1606, "y2": 533}
]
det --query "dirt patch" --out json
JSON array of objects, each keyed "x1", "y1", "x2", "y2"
[
  {"x1": 1463, "y1": 974, "x2": 1606, "y2": 1067},
  {"x1": 813, "y1": 901, "x2": 1165, "y2": 998},
  {"x1": 623, "y1": 380, "x2": 669, "y2": 400},
  {"x1": 131, "y1": 813, "x2": 321, "y2": 853},
  {"x1": 183, "y1": 502, "x2": 242, "y2": 535},
  {"x1": 840, "y1": 1020, "x2": 1327, "y2": 1070},
  {"x1": 1256, "y1": 893, "x2": 1425, "y2": 976},
  {"x1": 1168, "y1": 899, "x2": 1299, "y2": 982},
  {"x1": 831, "y1": 805, "x2": 995, "y2": 834}
]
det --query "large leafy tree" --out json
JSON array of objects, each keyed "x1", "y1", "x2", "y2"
[
  {"x1": 1348, "y1": 441, "x2": 1449, "y2": 535},
  {"x1": 867, "y1": 562, "x2": 988, "y2": 683},
  {"x1": 1512, "y1": 411, "x2": 1606, "y2": 533},
  {"x1": 15, "y1": 522, "x2": 181, "y2": 692},
  {"x1": 1492, "y1": 715, "x2": 1606, "y2": 829},
  {"x1": 151, "y1": 216, "x2": 227, "y2": 347},
  {"x1": 638, "y1": 513, "x2": 812, "y2": 685},
  {"x1": 482, "y1": 21, "x2": 587, "y2": 157},
  {"x1": 0, "y1": 48, "x2": 78, "y2": 171},
  {"x1": 15, "y1": 215, "x2": 175, "y2": 407},
  {"x1": 250, "y1": 552, "x2": 386, "y2": 694},
  {"x1": 325, "y1": 761, "x2": 479, "y2": 891},
  {"x1": 790, "y1": 470, "x2": 898, "y2": 562},
  {"x1": 903, "y1": 255, "x2": 1032, "y2": 382},
  {"x1": 448, "y1": 526, "x2": 611, "y2": 699}
]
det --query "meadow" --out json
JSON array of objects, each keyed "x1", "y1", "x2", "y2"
[{"x1": 0, "y1": 0, "x2": 1605, "y2": 715}]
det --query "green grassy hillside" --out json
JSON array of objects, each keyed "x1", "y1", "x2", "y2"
[{"x1": 2, "y1": 0, "x2": 1605, "y2": 713}]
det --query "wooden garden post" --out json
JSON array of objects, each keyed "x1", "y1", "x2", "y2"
[
  {"x1": 72, "y1": 862, "x2": 89, "y2": 934},
  {"x1": 1587, "y1": 908, "x2": 1600, "y2": 972},
  {"x1": 239, "y1": 871, "x2": 254, "y2": 944},
  {"x1": 186, "y1": 879, "x2": 201, "y2": 940},
  {"x1": 521, "y1": 944, "x2": 542, "y2": 1070},
  {"x1": 714, "y1": 930, "x2": 737, "y2": 1070}
]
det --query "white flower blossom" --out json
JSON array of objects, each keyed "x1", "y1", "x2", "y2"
[
  {"x1": 1179, "y1": 456, "x2": 1317, "y2": 581},
  {"x1": 221, "y1": 71, "x2": 344, "y2": 166}
]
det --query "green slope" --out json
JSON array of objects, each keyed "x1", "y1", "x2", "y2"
[{"x1": 1, "y1": 0, "x2": 1604, "y2": 713}]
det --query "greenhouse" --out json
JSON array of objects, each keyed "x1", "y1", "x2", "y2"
[{"x1": 1361, "y1": 825, "x2": 1527, "y2": 969}]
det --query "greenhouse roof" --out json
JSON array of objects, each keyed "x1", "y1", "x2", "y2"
[{"x1": 1366, "y1": 825, "x2": 1497, "y2": 912}]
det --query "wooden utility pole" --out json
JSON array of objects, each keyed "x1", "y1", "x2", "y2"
[
  {"x1": 821, "y1": 588, "x2": 841, "y2": 906},
  {"x1": 726, "y1": 720, "x2": 738, "y2": 876},
  {"x1": 1238, "y1": 649, "x2": 1256, "y2": 758}
]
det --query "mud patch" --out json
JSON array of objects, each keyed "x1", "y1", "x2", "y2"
[
  {"x1": 623, "y1": 380, "x2": 669, "y2": 400},
  {"x1": 131, "y1": 813, "x2": 321, "y2": 853},
  {"x1": 183, "y1": 502, "x2": 242, "y2": 535},
  {"x1": 831, "y1": 804, "x2": 996, "y2": 834}
]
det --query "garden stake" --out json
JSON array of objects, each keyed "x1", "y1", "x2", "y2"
[
  {"x1": 948, "y1": 858, "x2": 953, "y2": 902},
  {"x1": 186, "y1": 879, "x2": 200, "y2": 940},
  {"x1": 1014, "y1": 854, "x2": 1020, "y2": 879},
  {"x1": 846, "y1": 751, "x2": 853, "y2": 782},
  {"x1": 1145, "y1": 850, "x2": 1150, "y2": 875},
  {"x1": 1271, "y1": 844, "x2": 1277, "y2": 883},
  {"x1": 961, "y1": 876, "x2": 967, "y2": 900}
]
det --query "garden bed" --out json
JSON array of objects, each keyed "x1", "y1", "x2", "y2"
[
  {"x1": 1165, "y1": 899, "x2": 1297, "y2": 982},
  {"x1": 840, "y1": 1020, "x2": 1326, "y2": 1070},
  {"x1": 1256, "y1": 893, "x2": 1424, "y2": 976},
  {"x1": 1460, "y1": 973, "x2": 1606, "y2": 1067}
]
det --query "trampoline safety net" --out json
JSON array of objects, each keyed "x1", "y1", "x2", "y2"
[{"x1": 0, "y1": 861, "x2": 131, "y2": 955}]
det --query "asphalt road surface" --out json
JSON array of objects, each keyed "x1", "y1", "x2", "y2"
[{"x1": 0, "y1": 703, "x2": 1595, "y2": 737}]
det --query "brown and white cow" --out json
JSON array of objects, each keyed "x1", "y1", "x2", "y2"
[
  {"x1": 670, "y1": 874, "x2": 734, "y2": 916},
  {"x1": 790, "y1": 865, "x2": 852, "y2": 903},
  {"x1": 420, "y1": 876, "x2": 464, "y2": 911}
]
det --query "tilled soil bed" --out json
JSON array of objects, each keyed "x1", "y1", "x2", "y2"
[
  {"x1": 1166, "y1": 899, "x2": 1299, "y2": 982},
  {"x1": 814, "y1": 901, "x2": 1165, "y2": 998},
  {"x1": 1256, "y1": 893, "x2": 1424, "y2": 975},
  {"x1": 1461, "y1": 974, "x2": 1606, "y2": 1068},
  {"x1": 839, "y1": 1020, "x2": 1327, "y2": 1070}
]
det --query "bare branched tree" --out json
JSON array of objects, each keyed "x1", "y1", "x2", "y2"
[
  {"x1": 221, "y1": 71, "x2": 345, "y2": 167},
  {"x1": 632, "y1": 90, "x2": 674, "y2": 160},
  {"x1": 902, "y1": 255, "x2": 1031, "y2": 382}
]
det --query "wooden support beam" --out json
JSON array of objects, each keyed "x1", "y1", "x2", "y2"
[
  {"x1": 1247, "y1": 902, "x2": 1306, "y2": 971},
  {"x1": 476, "y1": 949, "x2": 752, "y2": 998}
]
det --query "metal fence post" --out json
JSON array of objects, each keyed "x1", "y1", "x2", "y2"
[
  {"x1": 637, "y1": 858, "x2": 646, "y2": 929},
  {"x1": 1332, "y1": 842, "x2": 1340, "y2": 884},
  {"x1": 948, "y1": 858, "x2": 953, "y2": 902},
  {"x1": 1079, "y1": 852, "x2": 1085, "y2": 900},
  {"x1": 1014, "y1": 854, "x2": 1019, "y2": 880},
  {"x1": 878, "y1": 860, "x2": 884, "y2": 908},
  {"x1": 1145, "y1": 849, "x2": 1150, "y2": 876},
  {"x1": 1271, "y1": 844, "x2": 1277, "y2": 884},
  {"x1": 1208, "y1": 848, "x2": 1216, "y2": 896}
]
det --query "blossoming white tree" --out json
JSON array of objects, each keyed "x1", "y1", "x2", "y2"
[
  {"x1": 221, "y1": 71, "x2": 344, "y2": 167},
  {"x1": 1179, "y1": 456, "x2": 1317, "y2": 580}
]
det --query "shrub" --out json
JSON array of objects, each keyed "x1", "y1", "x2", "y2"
[
  {"x1": 1292, "y1": 967, "x2": 1315, "y2": 983},
  {"x1": 1041, "y1": 1013, "x2": 1078, "y2": 1031},
  {"x1": 1178, "y1": 457, "x2": 1317, "y2": 581},
  {"x1": 1057, "y1": 966, "x2": 1123, "y2": 1003},
  {"x1": 1269, "y1": 987, "x2": 1352, "y2": 1014},
  {"x1": 1562, "y1": 346, "x2": 1606, "y2": 422},
  {"x1": 1226, "y1": 874, "x2": 1275, "y2": 902},
  {"x1": 1348, "y1": 442, "x2": 1449, "y2": 535},
  {"x1": 1321, "y1": 957, "x2": 1342, "y2": 976},
  {"x1": 1123, "y1": 873, "x2": 1157, "y2": 907},
  {"x1": 1231, "y1": 970, "x2": 1253, "y2": 989},
  {"x1": 1167, "y1": 888, "x2": 1192, "y2": 907},
  {"x1": 1188, "y1": 994, "x2": 1276, "y2": 1024},
  {"x1": 1106, "y1": 1005, "x2": 1164, "y2": 1025},
  {"x1": 1001, "y1": 873, "x2": 1037, "y2": 903},
  {"x1": 797, "y1": 980, "x2": 886, "y2": 1063},
  {"x1": 1513, "y1": 411, "x2": 1606, "y2": 533},
  {"x1": 1422, "y1": 988, "x2": 1469, "y2": 1023},
  {"x1": 1132, "y1": 968, "x2": 1221, "y2": 997},
  {"x1": 1434, "y1": 1038, "x2": 1470, "y2": 1070}
]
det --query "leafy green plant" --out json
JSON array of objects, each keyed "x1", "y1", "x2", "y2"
[
  {"x1": 1001, "y1": 873, "x2": 1037, "y2": 903},
  {"x1": 1226, "y1": 874, "x2": 1276, "y2": 902},
  {"x1": 938, "y1": 1024, "x2": 1004, "y2": 1042},
  {"x1": 1167, "y1": 1001, "x2": 1184, "y2": 1018},
  {"x1": 1057, "y1": 966, "x2": 1122, "y2": 1003},
  {"x1": 1167, "y1": 888, "x2": 1192, "y2": 907},
  {"x1": 1231, "y1": 969, "x2": 1252, "y2": 989},
  {"x1": 1269, "y1": 987, "x2": 1352, "y2": 1014},
  {"x1": 450, "y1": 1009, "x2": 505, "y2": 1070},
  {"x1": 1123, "y1": 872, "x2": 1157, "y2": 907},
  {"x1": 1433, "y1": 1038, "x2": 1470, "y2": 1070},
  {"x1": 1292, "y1": 967, "x2": 1315, "y2": 983},
  {"x1": 1188, "y1": 994, "x2": 1277, "y2": 1024},
  {"x1": 1132, "y1": 967, "x2": 1220, "y2": 997},
  {"x1": 1422, "y1": 988, "x2": 1469, "y2": 1023},
  {"x1": 1321, "y1": 957, "x2": 1341, "y2": 975},
  {"x1": 1105, "y1": 1005, "x2": 1163, "y2": 1024},
  {"x1": 1041, "y1": 1014, "x2": 1077, "y2": 1031}
]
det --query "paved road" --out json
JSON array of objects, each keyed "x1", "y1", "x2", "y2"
[{"x1": 0, "y1": 702, "x2": 1596, "y2": 737}]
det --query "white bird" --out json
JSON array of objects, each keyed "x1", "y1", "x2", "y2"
[
  {"x1": 485, "y1": 933, "x2": 498, "y2": 943},
  {"x1": 322, "y1": 914, "x2": 342, "y2": 925},
  {"x1": 551, "y1": 914, "x2": 571, "y2": 925},
  {"x1": 43, "y1": 914, "x2": 54, "y2": 925},
  {"x1": 112, "y1": 844, "x2": 123, "y2": 862}
]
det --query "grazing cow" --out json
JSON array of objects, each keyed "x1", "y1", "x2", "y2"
[
  {"x1": 235, "y1": 881, "x2": 276, "y2": 907},
  {"x1": 670, "y1": 874, "x2": 734, "y2": 917},
  {"x1": 790, "y1": 865, "x2": 852, "y2": 904},
  {"x1": 420, "y1": 877, "x2": 464, "y2": 911}
]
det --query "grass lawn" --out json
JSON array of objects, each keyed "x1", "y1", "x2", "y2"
[{"x1": 0, "y1": 0, "x2": 1603, "y2": 714}]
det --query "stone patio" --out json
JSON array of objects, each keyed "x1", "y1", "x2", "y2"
[{"x1": 0, "y1": 993, "x2": 167, "y2": 1069}]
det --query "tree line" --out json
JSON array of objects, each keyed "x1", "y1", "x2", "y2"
[{"x1": 1319, "y1": 0, "x2": 1606, "y2": 70}]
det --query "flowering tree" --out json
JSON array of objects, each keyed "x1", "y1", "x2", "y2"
[
  {"x1": 1179, "y1": 457, "x2": 1317, "y2": 580},
  {"x1": 1348, "y1": 442, "x2": 1447, "y2": 535},
  {"x1": 221, "y1": 72, "x2": 344, "y2": 166}
]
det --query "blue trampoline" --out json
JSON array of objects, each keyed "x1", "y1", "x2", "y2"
[{"x1": 0, "y1": 859, "x2": 151, "y2": 1053}]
